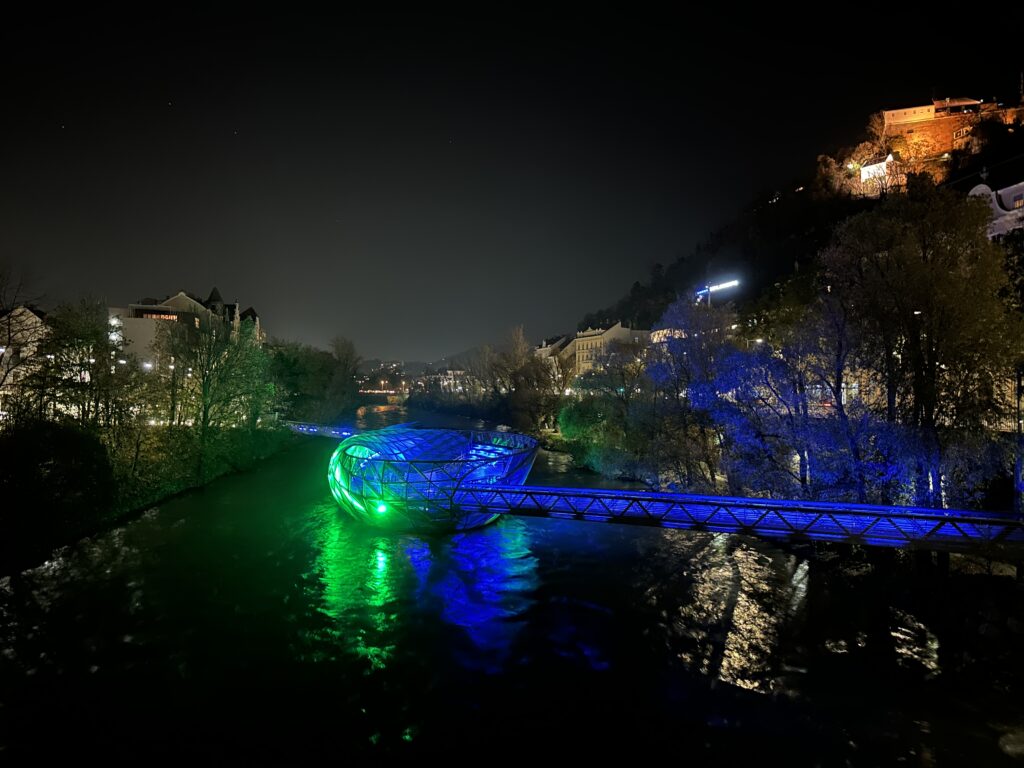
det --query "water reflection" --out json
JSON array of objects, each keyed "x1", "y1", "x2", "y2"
[
  {"x1": 890, "y1": 608, "x2": 941, "y2": 678},
  {"x1": 638, "y1": 531, "x2": 808, "y2": 693},
  {"x1": 307, "y1": 501, "x2": 537, "y2": 672}
]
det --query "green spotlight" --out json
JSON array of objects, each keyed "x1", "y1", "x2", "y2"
[{"x1": 376, "y1": 503, "x2": 387, "y2": 514}]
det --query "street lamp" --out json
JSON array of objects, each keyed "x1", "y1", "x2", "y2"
[{"x1": 694, "y1": 279, "x2": 740, "y2": 308}]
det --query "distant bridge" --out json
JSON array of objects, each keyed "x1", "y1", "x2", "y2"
[{"x1": 286, "y1": 422, "x2": 1024, "y2": 553}]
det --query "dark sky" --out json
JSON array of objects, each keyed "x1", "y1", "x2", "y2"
[{"x1": 2, "y1": 14, "x2": 1022, "y2": 361}]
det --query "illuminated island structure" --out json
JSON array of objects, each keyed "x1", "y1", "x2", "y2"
[{"x1": 328, "y1": 426, "x2": 539, "y2": 532}]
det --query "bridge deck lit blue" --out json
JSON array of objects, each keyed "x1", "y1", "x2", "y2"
[{"x1": 452, "y1": 484, "x2": 1024, "y2": 551}]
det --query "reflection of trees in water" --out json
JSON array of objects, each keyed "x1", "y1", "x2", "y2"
[
  {"x1": 308, "y1": 505, "x2": 536, "y2": 671},
  {"x1": 639, "y1": 531, "x2": 808, "y2": 693}
]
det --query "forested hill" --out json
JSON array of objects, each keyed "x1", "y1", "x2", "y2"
[
  {"x1": 576, "y1": 186, "x2": 868, "y2": 331},
  {"x1": 579, "y1": 108, "x2": 1024, "y2": 332}
]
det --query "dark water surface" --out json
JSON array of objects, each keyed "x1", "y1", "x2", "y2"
[{"x1": 2, "y1": 407, "x2": 1024, "y2": 763}]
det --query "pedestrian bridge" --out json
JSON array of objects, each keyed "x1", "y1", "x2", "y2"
[{"x1": 286, "y1": 422, "x2": 1024, "y2": 553}]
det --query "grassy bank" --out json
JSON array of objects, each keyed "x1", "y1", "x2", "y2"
[{"x1": 0, "y1": 422, "x2": 296, "y2": 575}]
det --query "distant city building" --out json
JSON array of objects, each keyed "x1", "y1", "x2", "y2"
[
  {"x1": 361, "y1": 360, "x2": 408, "y2": 393},
  {"x1": 534, "y1": 335, "x2": 568, "y2": 359},
  {"x1": 649, "y1": 328, "x2": 686, "y2": 344},
  {"x1": 0, "y1": 305, "x2": 47, "y2": 419},
  {"x1": 574, "y1": 322, "x2": 649, "y2": 376},
  {"x1": 422, "y1": 367, "x2": 468, "y2": 394},
  {"x1": 534, "y1": 334, "x2": 568, "y2": 369},
  {"x1": 108, "y1": 287, "x2": 263, "y2": 358}
]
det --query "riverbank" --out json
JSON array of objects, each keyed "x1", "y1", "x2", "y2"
[{"x1": 0, "y1": 423, "x2": 297, "y2": 576}]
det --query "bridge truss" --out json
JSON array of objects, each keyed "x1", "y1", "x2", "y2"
[{"x1": 454, "y1": 484, "x2": 1024, "y2": 552}]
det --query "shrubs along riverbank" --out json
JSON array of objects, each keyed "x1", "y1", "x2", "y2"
[{"x1": 0, "y1": 421, "x2": 294, "y2": 574}]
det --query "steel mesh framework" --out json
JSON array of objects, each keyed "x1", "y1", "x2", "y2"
[
  {"x1": 452, "y1": 485, "x2": 1024, "y2": 551},
  {"x1": 328, "y1": 427, "x2": 539, "y2": 532}
]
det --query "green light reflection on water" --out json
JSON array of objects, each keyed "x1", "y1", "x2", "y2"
[
  {"x1": 308, "y1": 503, "x2": 402, "y2": 670},
  {"x1": 306, "y1": 498, "x2": 539, "y2": 673}
]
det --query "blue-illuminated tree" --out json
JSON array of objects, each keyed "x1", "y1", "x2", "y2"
[
  {"x1": 644, "y1": 295, "x2": 735, "y2": 491},
  {"x1": 708, "y1": 279, "x2": 894, "y2": 503}
]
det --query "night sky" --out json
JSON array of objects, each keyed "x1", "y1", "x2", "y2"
[{"x1": 3, "y1": 15, "x2": 1021, "y2": 361}]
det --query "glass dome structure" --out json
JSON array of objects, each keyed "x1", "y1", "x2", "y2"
[{"x1": 328, "y1": 427, "x2": 539, "y2": 532}]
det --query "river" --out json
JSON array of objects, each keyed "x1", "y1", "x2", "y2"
[{"x1": 1, "y1": 406, "x2": 1023, "y2": 763}]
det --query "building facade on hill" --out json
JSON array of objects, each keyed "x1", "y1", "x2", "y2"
[
  {"x1": 834, "y1": 96, "x2": 1024, "y2": 197},
  {"x1": 882, "y1": 98, "x2": 1024, "y2": 157},
  {"x1": 108, "y1": 287, "x2": 263, "y2": 359}
]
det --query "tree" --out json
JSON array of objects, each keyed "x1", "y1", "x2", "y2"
[
  {"x1": 268, "y1": 336, "x2": 361, "y2": 423},
  {"x1": 326, "y1": 335, "x2": 361, "y2": 420},
  {"x1": 0, "y1": 267, "x2": 44, "y2": 415},
  {"x1": 152, "y1": 316, "x2": 269, "y2": 480},
  {"x1": 822, "y1": 175, "x2": 1023, "y2": 506},
  {"x1": 10, "y1": 299, "x2": 147, "y2": 431},
  {"x1": 708, "y1": 278, "x2": 885, "y2": 502}
]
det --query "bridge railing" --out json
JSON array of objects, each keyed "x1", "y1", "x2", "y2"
[
  {"x1": 454, "y1": 484, "x2": 1024, "y2": 550},
  {"x1": 283, "y1": 421, "x2": 358, "y2": 439}
]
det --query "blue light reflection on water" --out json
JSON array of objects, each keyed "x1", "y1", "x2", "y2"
[{"x1": 306, "y1": 501, "x2": 538, "y2": 673}]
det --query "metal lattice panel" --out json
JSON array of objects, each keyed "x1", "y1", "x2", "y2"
[
  {"x1": 453, "y1": 484, "x2": 1024, "y2": 551},
  {"x1": 327, "y1": 427, "x2": 539, "y2": 532}
]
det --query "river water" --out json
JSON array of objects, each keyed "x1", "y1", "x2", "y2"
[{"x1": 1, "y1": 406, "x2": 1024, "y2": 763}]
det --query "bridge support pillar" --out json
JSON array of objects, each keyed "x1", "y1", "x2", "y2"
[{"x1": 913, "y1": 549, "x2": 932, "y2": 574}]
